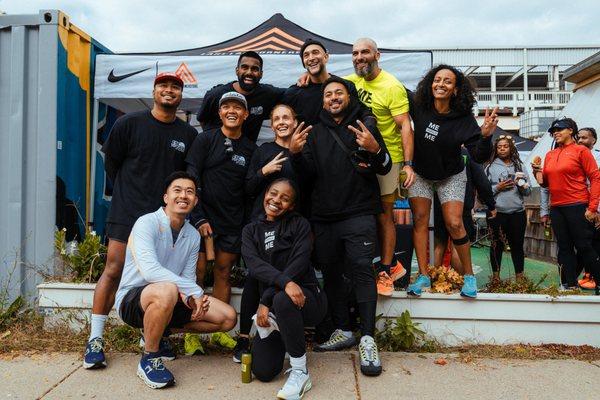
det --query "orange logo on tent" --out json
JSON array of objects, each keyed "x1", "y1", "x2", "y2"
[
  {"x1": 175, "y1": 63, "x2": 198, "y2": 85},
  {"x1": 212, "y1": 27, "x2": 303, "y2": 53}
]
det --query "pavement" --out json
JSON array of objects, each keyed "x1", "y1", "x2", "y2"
[{"x1": 2, "y1": 351, "x2": 600, "y2": 399}]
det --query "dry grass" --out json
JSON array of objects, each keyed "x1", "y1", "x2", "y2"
[
  {"x1": 447, "y1": 343, "x2": 600, "y2": 362},
  {"x1": 2, "y1": 311, "x2": 599, "y2": 362}
]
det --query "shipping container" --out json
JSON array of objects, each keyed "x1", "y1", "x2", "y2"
[{"x1": 0, "y1": 10, "x2": 110, "y2": 302}]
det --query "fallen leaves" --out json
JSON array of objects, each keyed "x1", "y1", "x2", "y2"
[
  {"x1": 428, "y1": 266, "x2": 464, "y2": 294},
  {"x1": 434, "y1": 357, "x2": 448, "y2": 366}
]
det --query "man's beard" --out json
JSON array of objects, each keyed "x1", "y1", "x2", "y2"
[
  {"x1": 354, "y1": 60, "x2": 377, "y2": 77},
  {"x1": 307, "y1": 63, "x2": 324, "y2": 77},
  {"x1": 238, "y1": 74, "x2": 258, "y2": 92}
]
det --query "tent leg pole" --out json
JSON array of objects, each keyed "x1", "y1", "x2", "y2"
[{"x1": 89, "y1": 98, "x2": 100, "y2": 229}]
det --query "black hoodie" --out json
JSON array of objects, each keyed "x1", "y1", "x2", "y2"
[
  {"x1": 411, "y1": 107, "x2": 492, "y2": 181},
  {"x1": 241, "y1": 212, "x2": 319, "y2": 307},
  {"x1": 291, "y1": 96, "x2": 391, "y2": 222}
]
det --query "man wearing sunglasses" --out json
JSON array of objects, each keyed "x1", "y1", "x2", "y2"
[
  {"x1": 186, "y1": 92, "x2": 257, "y2": 304},
  {"x1": 290, "y1": 76, "x2": 391, "y2": 377}
]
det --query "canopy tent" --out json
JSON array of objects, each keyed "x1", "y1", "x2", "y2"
[
  {"x1": 93, "y1": 13, "x2": 432, "y2": 113},
  {"x1": 90, "y1": 13, "x2": 433, "y2": 228}
]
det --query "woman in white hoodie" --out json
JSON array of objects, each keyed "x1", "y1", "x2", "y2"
[{"x1": 485, "y1": 136, "x2": 531, "y2": 281}]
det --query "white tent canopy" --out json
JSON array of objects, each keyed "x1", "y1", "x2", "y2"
[{"x1": 93, "y1": 52, "x2": 431, "y2": 113}]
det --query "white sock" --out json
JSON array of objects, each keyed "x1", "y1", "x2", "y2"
[
  {"x1": 289, "y1": 353, "x2": 307, "y2": 373},
  {"x1": 89, "y1": 314, "x2": 107, "y2": 340},
  {"x1": 341, "y1": 330, "x2": 353, "y2": 339}
]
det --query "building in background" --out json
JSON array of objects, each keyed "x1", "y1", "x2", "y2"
[{"x1": 406, "y1": 46, "x2": 600, "y2": 138}]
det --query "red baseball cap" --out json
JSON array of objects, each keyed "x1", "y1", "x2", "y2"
[{"x1": 154, "y1": 72, "x2": 183, "y2": 87}]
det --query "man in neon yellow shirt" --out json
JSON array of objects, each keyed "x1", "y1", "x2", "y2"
[{"x1": 345, "y1": 38, "x2": 414, "y2": 296}]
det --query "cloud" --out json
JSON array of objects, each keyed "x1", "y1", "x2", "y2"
[{"x1": 1, "y1": 0, "x2": 598, "y2": 52}]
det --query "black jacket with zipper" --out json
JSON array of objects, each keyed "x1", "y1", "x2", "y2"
[{"x1": 291, "y1": 99, "x2": 391, "y2": 222}]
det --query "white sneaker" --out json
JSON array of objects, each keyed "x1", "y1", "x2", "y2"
[
  {"x1": 276, "y1": 368, "x2": 312, "y2": 399},
  {"x1": 358, "y1": 335, "x2": 382, "y2": 376}
]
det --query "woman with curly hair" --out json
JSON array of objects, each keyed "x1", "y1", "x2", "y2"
[
  {"x1": 407, "y1": 64, "x2": 497, "y2": 298},
  {"x1": 485, "y1": 135, "x2": 531, "y2": 282}
]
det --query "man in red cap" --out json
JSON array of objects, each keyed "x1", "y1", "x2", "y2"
[{"x1": 83, "y1": 72, "x2": 198, "y2": 370}]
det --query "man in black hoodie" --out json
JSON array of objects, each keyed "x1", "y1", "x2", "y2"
[{"x1": 289, "y1": 76, "x2": 391, "y2": 377}]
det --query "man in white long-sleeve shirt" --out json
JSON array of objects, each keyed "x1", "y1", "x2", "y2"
[{"x1": 112, "y1": 171, "x2": 237, "y2": 388}]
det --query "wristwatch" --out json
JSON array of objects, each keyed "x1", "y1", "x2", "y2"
[{"x1": 401, "y1": 160, "x2": 414, "y2": 167}]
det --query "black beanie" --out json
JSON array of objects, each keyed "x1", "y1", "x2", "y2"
[{"x1": 299, "y1": 39, "x2": 327, "y2": 66}]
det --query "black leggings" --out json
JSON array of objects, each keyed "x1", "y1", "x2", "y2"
[
  {"x1": 239, "y1": 275, "x2": 260, "y2": 335},
  {"x1": 550, "y1": 204, "x2": 600, "y2": 287},
  {"x1": 488, "y1": 211, "x2": 526, "y2": 274},
  {"x1": 251, "y1": 287, "x2": 327, "y2": 382}
]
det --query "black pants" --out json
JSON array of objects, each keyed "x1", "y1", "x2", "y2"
[
  {"x1": 239, "y1": 275, "x2": 260, "y2": 335},
  {"x1": 550, "y1": 204, "x2": 600, "y2": 287},
  {"x1": 313, "y1": 215, "x2": 377, "y2": 337},
  {"x1": 251, "y1": 287, "x2": 327, "y2": 382},
  {"x1": 575, "y1": 229, "x2": 600, "y2": 277},
  {"x1": 488, "y1": 211, "x2": 527, "y2": 274}
]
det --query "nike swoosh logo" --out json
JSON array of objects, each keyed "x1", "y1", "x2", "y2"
[
  {"x1": 363, "y1": 242, "x2": 373, "y2": 246},
  {"x1": 107, "y1": 67, "x2": 151, "y2": 83}
]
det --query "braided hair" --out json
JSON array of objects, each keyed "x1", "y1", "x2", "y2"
[{"x1": 488, "y1": 137, "x2": 524, "y2": 171}]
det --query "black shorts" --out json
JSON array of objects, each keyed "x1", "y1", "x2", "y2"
[
  {"x1": 201, "y1": 233, "x2": 241, "y2": 254},
  {"x1": 119, "y1": 285, "x2": 192, "y2": 329},
  {"x1": 105, "y1": 222, "x2": 133, "y2": 243}
]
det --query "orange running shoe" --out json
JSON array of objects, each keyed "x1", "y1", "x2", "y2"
[
  {"x1": 578, "y1": 273, "x2": 592, "y2": 287},
  {"x1": 580, "y1": 277, "x2": 596, "y2": 290},
  {"x1": 376, "y1": 272, "x2": 393, "y2": 296},
  {"x1": 390, "y1": 260, "x2": 407, "y2": 282}
]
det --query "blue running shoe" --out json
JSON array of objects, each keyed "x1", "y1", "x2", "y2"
[
  {"x1": 137, "y1": 353, "x2": 175, "y2": 389},
  {"x1": 460, "y1": 274, "x2": 478, "y2": 298},
  {"x1": 139, "y1": 335, "x2": 176, "y2": 361},
  {"x1": 407, "y1": 275, "x2": 431, "y2": 297},
  {"x1": 83, "y1": 337, "x2": 107, "y2": 369}
]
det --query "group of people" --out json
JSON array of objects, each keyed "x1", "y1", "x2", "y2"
[{"x1": 78, "y1": 35, "x2": 599, "y2": 399}]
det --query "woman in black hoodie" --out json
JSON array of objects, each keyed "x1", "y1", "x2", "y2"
[
  {"x1": 241, "y1": 178, "x2": 326, "y2": 399},
  {"x1": 407, "y1": 64, "x2": 497, "y2": 298}
]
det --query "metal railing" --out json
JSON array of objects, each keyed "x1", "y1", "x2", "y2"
[{"x1": 475, "y1": 90, "x2": 572, "y2": 115}]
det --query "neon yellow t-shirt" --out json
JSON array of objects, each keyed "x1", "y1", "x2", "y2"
[{"x1": 345, "y1": 70, "x2": 409, "y2": 163}]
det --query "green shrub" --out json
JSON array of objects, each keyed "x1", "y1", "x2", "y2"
[
  {"x1": 375, "y1": 310, "x2": 426, "y2": 351},
  {"x1": 55, "y1": 228, "x2": 106, "y2": 282}
]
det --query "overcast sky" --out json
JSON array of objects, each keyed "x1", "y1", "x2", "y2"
[{"x1": 1, "y1": 0, "x2": 599, "y2": 52}]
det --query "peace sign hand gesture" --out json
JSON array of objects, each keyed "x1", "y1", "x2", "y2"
[
  {"x1": 481, "y1": 106, "x2": 499, "y2": 137},
  {"x1": 261, "y1": 151, "x2": 288, "y2": 176},
  {"x1": 289, "y1": 122, "x2": 313, "y2": 154},
  {"x1": 347, "y1": 120, "x2": 380, "y2": 154}
]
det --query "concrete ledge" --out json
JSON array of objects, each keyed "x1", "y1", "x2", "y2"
[{"x1": 38, "y1": 282, "x2": 600, "y2": 346}]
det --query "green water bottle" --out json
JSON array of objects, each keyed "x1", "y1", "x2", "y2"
[
  {"x1": 544, "y1": 223, "x2": 552, "y2": 240},
  {"x1": 241, "y1": 353, "x2": 252, "y2": 383}
]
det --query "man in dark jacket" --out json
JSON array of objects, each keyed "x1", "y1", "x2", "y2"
[
  {"x1": 197, "y1": 51, "x2": 285, "y2": 143},
  {"x1": 289, "y1": 76, "x2": 391, "y2": 377}
]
